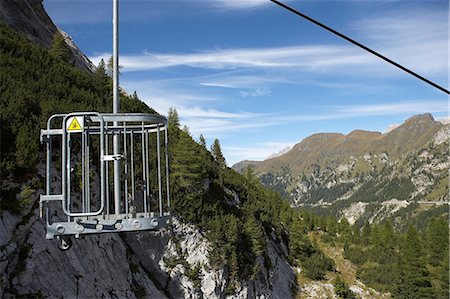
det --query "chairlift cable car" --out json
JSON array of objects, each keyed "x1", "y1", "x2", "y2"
[{"x1": 40, "y1": 0, "x2": 171, "y2": 250}]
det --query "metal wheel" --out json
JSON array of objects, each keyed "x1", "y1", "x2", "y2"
[{"x1": 56, "y1": 235, "x2": 72, "y2": 251}]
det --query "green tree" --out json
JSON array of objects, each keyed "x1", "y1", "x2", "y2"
[
  {"x1": 199, "y1": 134, "x2": 206, "y2": 148},
  {"x1": 168, "y1": 107, "x2": 180, "y2": 129},
  {"x1": 49, "y1": 32, "x2": 69, "y2": 62},
  {"x1": 426, "y1": 217, "x2": 448, "y2": 266},
  {"x1": 168, "y1": 107, "x2": 180, "y2": 144},
  {"x1": 244, "y1": 216, "x2": 265, "y2": 256},
  {"x1": 395, "y1": 226, "x2": 434, "y2": 298},
  {"x1": 106, "y1": 55, "x2": 123, "y2": 77},
  {"x1": 211, "y1": 138, "x2": 226, "y2": 168},
  {"x1": 182, "y1": 125, "x2": 190, "y2": 136},
  {"x1": 333, "y1": 275, "x2": 356, "y2": 299},
  {"x1": 95, "y1": 58, "x2": 106, "y2": 77}
]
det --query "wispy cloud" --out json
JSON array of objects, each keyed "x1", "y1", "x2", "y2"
[
  {"x1": 239, "y1": 87, "x2": 271, "y2": 97},
  {"x1": 207, "y1": 0, "x2": 270, "y2": 10},
  {"x1": 337, "y1": 101, "x2": 448, "y2": 116},
  {"x1": 200, "y1": 75, "x2": 290, "y2": 89},
  {"x1": 90, "y1": 45, "x2": 374, "y2": 72},
  {"x1": 353, "y1": 9, "x2": 448, "y2": 80}
]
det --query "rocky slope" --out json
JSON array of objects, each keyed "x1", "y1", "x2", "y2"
[
  {"x1": 0, "y1": 163, "x2": 295, "y2": 298},
  {"x1": 233, "y1": 114, "x2": 449, "y2": 225},
  {"x1": 0, "y1": 0, "x2": 94, "y2": 72}
]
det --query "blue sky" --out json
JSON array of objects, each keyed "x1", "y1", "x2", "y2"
[{"x1": 44, "y1": 0, "x2": 448, "y2": 165}]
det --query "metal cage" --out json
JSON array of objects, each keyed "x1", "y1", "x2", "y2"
[{"x1": 40, "y1": 112, "x2": 171, "y2": 240}]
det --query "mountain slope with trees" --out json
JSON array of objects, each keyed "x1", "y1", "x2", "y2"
[
  {"x1": 233, "y1": 114, "x2": 449, "y2": 227},
  {"x1": 0, "y1": 21, "x2": 335, "y2": 298}
]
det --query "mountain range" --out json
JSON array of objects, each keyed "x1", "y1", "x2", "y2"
[{"x1": 233, "y1": 113, "x2": 449, "y2": 225}]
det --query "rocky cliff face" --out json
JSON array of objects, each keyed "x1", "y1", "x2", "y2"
[
  {"x1": 0, "y1": 0, "x2": 94, "y2": 72},
  {"x1": 0, "y1": 196, "x2": 295, "y2": 299},
  {"x1": 233, "y1": 114, "x2": 449, "y2": 225},
  {"x1": 1, "y1": 162, "x2": 295, "y2": 298}
]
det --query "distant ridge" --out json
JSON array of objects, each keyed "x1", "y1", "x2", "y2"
[
  {"x1": 232, "y1": 113, "x2": 442, "y2": 174},
  {"x1": 232, "y1": 113, "x2": 449, "y2": 224}
]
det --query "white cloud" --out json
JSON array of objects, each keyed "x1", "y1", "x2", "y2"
[
  {"x1": 208, "y1": 0, "x2": 269, "y2": 9},
  {"x1": 338, "y1": 101, "x2": 448, "y2": 116},
  {"x1": 200, "y1": 75, "x2": 290, "y2": 89},
  {"x1": 239, "y1": 87, "x2": 271, "y2": 97},
  {"x1": 353, "y1": 10, "x2": 448, "y2": 80},
  {"x1": 90, "y1": 45, "x2": 375, "y2": 72}
]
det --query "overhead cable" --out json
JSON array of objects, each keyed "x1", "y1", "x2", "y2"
[{"x1": 269, "y1": 0, "x2": 449, "y2": 94}]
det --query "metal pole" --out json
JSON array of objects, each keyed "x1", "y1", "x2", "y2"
[
  {"x1": 113, "y1": 0, "x2": 121, "y2": 215},
  {"x1": 157, "y1": 126, "x2": 163, "y2": 217}
]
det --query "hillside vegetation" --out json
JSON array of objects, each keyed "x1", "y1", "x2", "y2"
[
  {"x1": 0, "y1": 23, "x2": 334, "y2": 295},
  {"x1": 295, "y1": 211, "x2": 449, "y2": 299}
]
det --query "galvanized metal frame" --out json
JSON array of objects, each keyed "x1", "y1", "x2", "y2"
[{"x1": 40, "y1": 112, "x2": 171, "y2": 239}]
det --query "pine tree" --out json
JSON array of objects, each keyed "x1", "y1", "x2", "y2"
[
  {"x1": 182, "y1": 125, "x2": 190, "y2": 136},
  {"x1": 168, "y1": 107, "x2": 180, "y2": 129},
  {"x1": 333, "y1": 275, "x2": 356, "y2": 299},
  {"x1": 106, "y1": 55, "x2": 123, "y2": 77},
  {"x1": 199, "y1": 134, "x2": 206, "y2": 148},
  {"x1": 211, "y1": 138, "x2": 226, "y2": 168},
  {"x1": 49, "y1": 32, "x2": 69, "y2": 62},
  {"x1": 96, "y1": 59, "x2": 106, "y2": 77},
  {"x1": 132, "y1": 91, "x2": 139, "y2": 101},
  {"x1": 167, "y1": 107, "x2": 180, "y2": 143},
  {"x1": 244, "y1": 216, "x2": 264, "y2": 256},
  {"x1": 170, "y1": 131, "x2": 206, "y2": 223},
  {"x1": 426, "y1": 217, "x2": 448, "y2": 266},
  {"x1": 396, "y1": 226, "x2": 434, "y2": 298}
]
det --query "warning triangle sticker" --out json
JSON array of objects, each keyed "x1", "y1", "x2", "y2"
[{"x1": 68, "y1": 117, "x2": 82, "y2": 131}]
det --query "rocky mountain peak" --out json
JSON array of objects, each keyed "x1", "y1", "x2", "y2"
[
  {"x1": 404, "y1": 113, "x2": 435, "y2": 124},
  {"x1": 0, "y1": 0, "x2": 94, "y2": 72}
]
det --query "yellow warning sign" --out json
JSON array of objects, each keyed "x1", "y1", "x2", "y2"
[{"x1": 67, "y1": 116, "x2": 83, "y2": 132}]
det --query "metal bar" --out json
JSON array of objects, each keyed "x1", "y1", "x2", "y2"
[
  {"x1": 41, "y1": 129, "x2": 64, "y2": 136},
  {"x1": 113, "y1": 136, "x2": 121, "y2": 215},
  {"x1": 130, "y1": 131, "x2": 135, "y2": 212},
  {"x1": 100, "y1": 117, "x2": 106, "y2": 221},
  {"x1": 90, "y1": 114, "x2": 167, "y2": 124},
  {"x1": 105, "y1": 126, "x2": 110, "y2": 218},
  {"x1": 113, "y1": 0, "x2": 121, "y2": 216},
  {"x1": 124, "y1": 124, "x2": 129, "y2": 219},
  {"x1": 64, "y1": 124, "x2": 166, "y2": 134},
  {"x1": 157, "y1": 126, "x2": 163, "y2": 217},
  {"x1": 82, "y1": 130, "x2": 85, "y2": 213},
  {"x1": 165, "y1": 126, "x2": 170, "y2": 209},
  {"x1": 142, "y1": 122, "x2": 148, "y2": 215},
  {"x1": 67, "y1": 133, "x2": 71, "y2": 219},
  {"x1": 86, "y1": 128, "x2": 90, "y2": 214},
  {"x1": 45, "y1": 131, "x2": 51, "y2": 225},
  {"x1": 113, "y1": 0, "x2": 119, "y2": 115},
  {"x1": 145, "y1": 126, "x2": 150, "y2": 216},
  {"x1": 41, "y1": 195, "x2": 64, "y2": 202}
]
